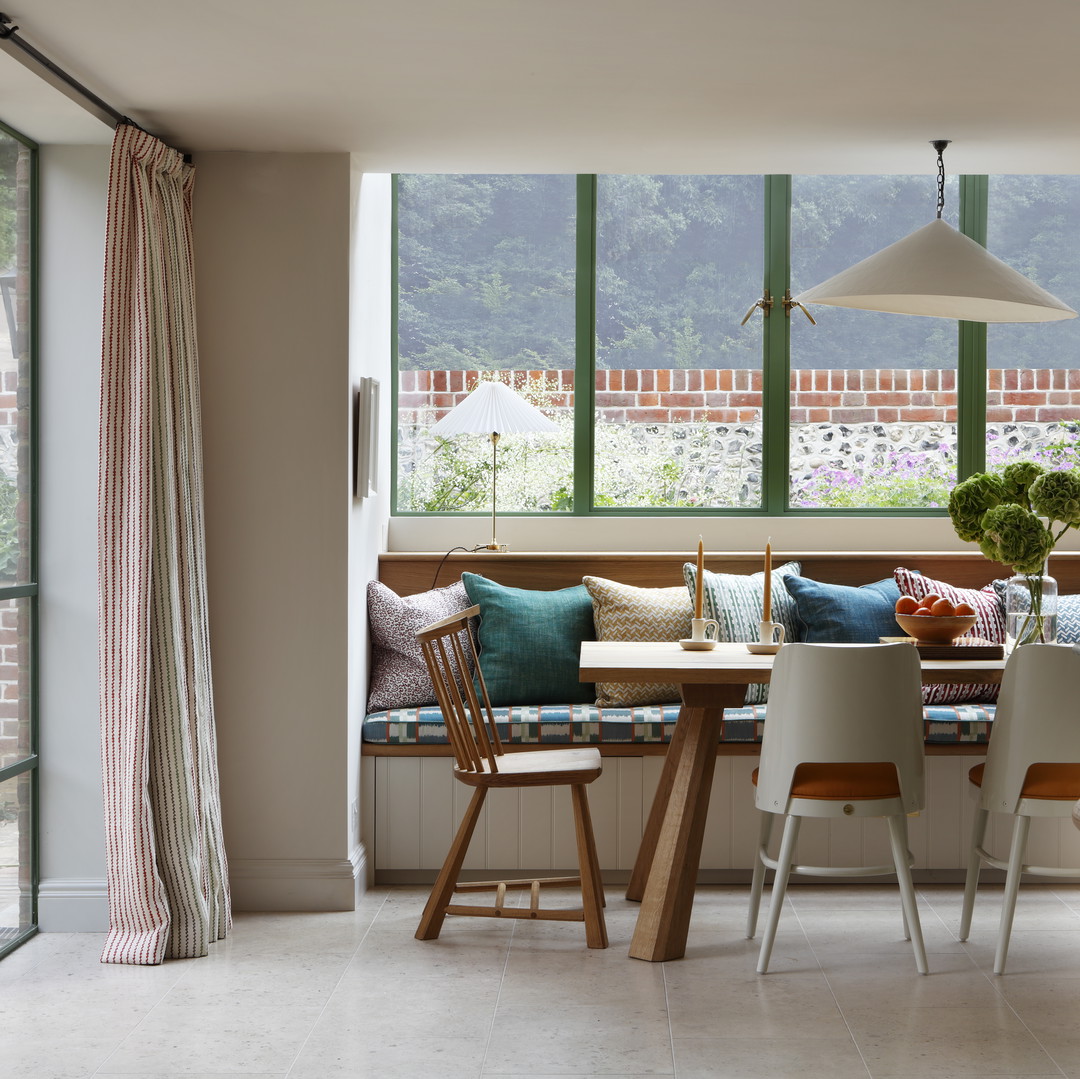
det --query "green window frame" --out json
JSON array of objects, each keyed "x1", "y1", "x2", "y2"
[
  {"x1": 0, "y1": 117, "x2": 38, "y2": 958},
  {"x1": 392, "y1": 172, "x2": 1024, "y2": 519}
]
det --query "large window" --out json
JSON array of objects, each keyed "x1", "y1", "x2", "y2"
[
  {"x1": 0, "y1": 120, "x2": 36, "y2": 957},
  {"x1": 394, "y1": 173, "x2": 1078, "y2": 518}
]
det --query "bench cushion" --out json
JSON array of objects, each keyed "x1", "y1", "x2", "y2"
[{"x1": 362, "y1": 702, "x2": 994, "y2": 747}]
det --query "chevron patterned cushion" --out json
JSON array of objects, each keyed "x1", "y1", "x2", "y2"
[
  {"x1": 584, "y1": 576, "x2": 693, "y2": 706},
  {"x1": 682, "y1": 561, "x2": 802, "y2": 704}
]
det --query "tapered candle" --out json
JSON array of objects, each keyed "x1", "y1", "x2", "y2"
[
  {"x1": 695, "y1": 537, "x2": 704, "y2": 618},
  {"x1": 763, "y1": 538, "x2": 772, "y2": 622}
]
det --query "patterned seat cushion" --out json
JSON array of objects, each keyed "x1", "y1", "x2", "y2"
[{"x1": 362, "y1": 701, "x2": 994, "y2": 747}]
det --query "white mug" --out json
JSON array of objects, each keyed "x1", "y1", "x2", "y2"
[
  {"x1": 758, "y1": 620, "x2": 785, "y2": 646},
  {"x1": 690, "y1": 617, "x2": 720, "y2": 643}
]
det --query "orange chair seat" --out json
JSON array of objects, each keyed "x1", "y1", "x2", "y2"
[
  {"x1": 752, "y1": 762, "x2": 900, "y2": 801},
  {"x1": 968, "y1": 761, "x2": 1080, "y2": 801}
]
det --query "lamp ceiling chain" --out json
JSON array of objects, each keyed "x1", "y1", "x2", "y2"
[{"x1": 932, "y1": 139, "x2": 951, "y2": 220}]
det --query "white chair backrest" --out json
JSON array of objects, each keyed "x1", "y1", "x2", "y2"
[
  {"x1": 980, "y1": 644, "x2": 1080, "y2": 814},
  {"x1": 755, "y1": 642, "x2": 925, "y2": 813}
]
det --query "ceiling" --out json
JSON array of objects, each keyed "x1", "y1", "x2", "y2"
[{"x1": 3, "y1": 0, "x2": 1080, "y2": 175}]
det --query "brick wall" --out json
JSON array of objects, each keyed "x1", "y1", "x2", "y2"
[{"x1": 398, "y1": 368, "x2": 1080, "y2": 427}]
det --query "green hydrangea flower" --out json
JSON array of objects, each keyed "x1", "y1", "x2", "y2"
[
  {"x1": 1000, "y1": 461, "x2": 1046, "y2": 507},
  {"x1": 979, "y1": 503, "x2": 1055, "y2": 574},
  {"x1": 1029, "y1": 469, "x2": 1080, "y2": 527},
  {"x1": 948, "y1": 473, "x2": 1006, "y2": 542}
]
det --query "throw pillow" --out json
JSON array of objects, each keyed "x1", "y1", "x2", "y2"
[
  {"x1": 366, "y1": 579, "x2": 472, "y2": 713},
  {"x1": 681, "y1": 560, "x2": 802, "y2": 704},
  {"x1": 991, "y1": 578, "x2": 1080, "y2": 645},
  {"x1": 583, "y1": 576, "x2": 693, "y2": 706},
  {"x1": 462, "y1": 572, "x2": 596, "y2": 705},
  {"x1": 786, "y1": 575, "x2": 902, "y2": 643},
  {"x1": 893, "y1": 566, "x2": 1004, "y2": 704}
]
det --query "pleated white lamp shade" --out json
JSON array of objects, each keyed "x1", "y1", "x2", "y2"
[
  {"x1": 430, "y1": 379, "x2": 559, "y2": 435},
  {"x1": 796, "y1": 218, "x2": 1077, "y2": 323}
]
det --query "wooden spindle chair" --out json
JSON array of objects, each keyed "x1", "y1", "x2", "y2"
[{"x1": 414, "y1": 605, "x2": 607, "y2": 948}]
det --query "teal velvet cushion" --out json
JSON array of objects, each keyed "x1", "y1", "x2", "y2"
[
  {"x1": 681, "y1": 560, "x2": 802, "y2": 704},
  {"x1": 786, "y1": 575, "x2": 902, "y2": 644},
  {"x1": 462, "y1": 572, "x2": 596, "y2": 705}
]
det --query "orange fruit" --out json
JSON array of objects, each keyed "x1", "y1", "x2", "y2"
[
  {"x1": 914, "y1": 606, "x2": 933, "y2": 616},
  {"x1": 920, "y1": 593, "x2": 941, "y2": 608},
  {"x1": 895, "y1": 595, "x2": 919, "y2": 614},
  {"x1": 929, "y1": 598, "x2": 955, "y2": 616},
  {"x1": 954, "y1": 602, "x2": 975, "y2": 616}
]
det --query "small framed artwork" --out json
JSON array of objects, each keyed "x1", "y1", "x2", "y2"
[{"x1": 354, "y1": 377, "x2": 380, "y2": 499}]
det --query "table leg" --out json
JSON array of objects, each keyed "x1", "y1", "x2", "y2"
[
  {"x1": 625, "y1": 699, "x2": 692, "y2": 902},
  {"x1": 628, "y1": 682, "x2": 747, "y2": 962}
]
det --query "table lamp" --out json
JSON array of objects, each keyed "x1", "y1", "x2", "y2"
[{"x1": 429, "y1": 379, "x2": 558, "y2": 551}]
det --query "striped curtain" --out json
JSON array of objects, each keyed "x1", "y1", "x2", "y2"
[{"x1": 98, "y1": 124, "x2": 231, "y2": 964}]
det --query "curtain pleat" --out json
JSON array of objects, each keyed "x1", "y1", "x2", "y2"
[{"x1": 98, "y1": 124, "x2": 230, "y2": 964}]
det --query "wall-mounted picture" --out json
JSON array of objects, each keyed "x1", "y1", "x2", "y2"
[{"x1": 354, "y1": 377, "x2": 379, "y2": 499}]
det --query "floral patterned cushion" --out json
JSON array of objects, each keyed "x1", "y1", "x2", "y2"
[{"x1": 366, "y1": 579, "x2": 472, "y2": 712}]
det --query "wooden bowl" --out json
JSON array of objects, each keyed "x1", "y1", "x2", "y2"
[{"x1": 894, "y1": 612, "x2": 978, "y2": 644}]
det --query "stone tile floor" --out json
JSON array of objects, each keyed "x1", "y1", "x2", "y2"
[{"x1": 2, "y1": 883, "x2": 1080, "y2": 1078}]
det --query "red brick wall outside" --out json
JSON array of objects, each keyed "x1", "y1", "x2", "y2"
[{"x1": 398, "y1": 368, "x2": 1080, "y2": 427}]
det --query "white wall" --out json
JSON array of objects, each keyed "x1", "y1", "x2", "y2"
[
  {"x1": 195, "y1": 152, "x2": 357, "y2": 910},
  {"x1": 37, "y1": 144, "x2": 110, "y2": 930},
  {"x1": 348, "y1": 169, "x2": 392, "y2": 887}
]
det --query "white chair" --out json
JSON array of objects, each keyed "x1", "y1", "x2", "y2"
[
  {"x1": 747, "y1": 642, "x2": 927, "y2": 974},
  {"x1": 959, "y1": 643, "x2": 1080, "y2": 974}
]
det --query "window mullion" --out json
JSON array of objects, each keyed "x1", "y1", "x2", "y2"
[
  {"x1": 574, "y1": 174, "x2": 597, "y2": 514},
  {"x1": 958, "y1": 174, "x2": 989, "y2": 478},
  {"x1": 762, "y1": 175, "x2": 791, "y2": 515}
]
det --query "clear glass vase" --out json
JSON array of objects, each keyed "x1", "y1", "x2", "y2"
[{"x1": 1004, "y1": 569, "x2": 1058, "y2": 651}]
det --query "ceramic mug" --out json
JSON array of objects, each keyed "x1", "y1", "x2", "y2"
[
  {"x1": 690, "y1": 617, "x2": 721, "y2": 643},
  {"x1": 758, "y1": 620, "x2": 786, "y2": 646}
]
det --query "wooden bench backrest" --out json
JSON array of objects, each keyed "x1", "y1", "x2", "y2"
[{"x1": 379, "y1": 550, "x2": 1080, "y2": 598}]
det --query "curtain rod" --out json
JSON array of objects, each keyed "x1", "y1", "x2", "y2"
[{"x1": 0, "y1": 11, "x2": 186, "y2": 155}]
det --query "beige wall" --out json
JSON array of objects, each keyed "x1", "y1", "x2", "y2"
[{"x1": 194, "y1": 152, "x2": 359, "y2": 910}]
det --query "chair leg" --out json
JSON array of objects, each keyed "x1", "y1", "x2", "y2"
[
  {"x1": 416, "y1": 787, "x2": 487, "y2": 941},
  {"x1": 994, "y1": 813, "x2": 1031, "y2": 975},
  {"x1": 757, "y1": 814, "x2": 800, "y2": 974},
  {"x1": 887, "y1": 813, "x2": 928, "y2": 975},
  {"x1": 571, "y1": 784, "x2": 608, "y2": 949},
  {"x1": 746, "y1": 811, "x2": 774, "y2": 939},
  {"x1": 959, "y1": 806, "x2": 989, "y2": 942}
]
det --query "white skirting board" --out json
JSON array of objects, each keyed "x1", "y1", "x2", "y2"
[
  {"x1": 38, "y1": 877, "x2": 110, "y2": 932},
  {"x1": 362, "y1": 754, "x2": 1080, "y2": 884}
]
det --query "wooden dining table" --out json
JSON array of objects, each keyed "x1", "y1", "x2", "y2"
[{"x1": 578, "y1": 640, "x2": 1006, "y2": 963}]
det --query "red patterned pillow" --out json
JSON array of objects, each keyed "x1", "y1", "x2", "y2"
[{"x1": 892, "y1": 567, "x2": 1005, "y2": 704}]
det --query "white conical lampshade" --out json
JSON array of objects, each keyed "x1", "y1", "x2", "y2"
[
  {"x1": 430, "y1": 379, "x2": 559, "y2": 436},
  {"x1": 796, "y1": 218, "x2": 1077, "y2": 323}
]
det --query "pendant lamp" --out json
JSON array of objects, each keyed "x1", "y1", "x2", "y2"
[
  {"x1": 429, "y1": 379, "x2": 558, "y2": 552},
  {"x1": 795, "y1": 141, "x2": 1077, "y2": 323}
]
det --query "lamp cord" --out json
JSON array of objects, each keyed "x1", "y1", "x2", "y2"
[{"x1": 431, "y1": 546, "x2": 471, "y2": 590}]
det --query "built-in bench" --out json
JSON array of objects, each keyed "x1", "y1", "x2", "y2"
[{"x1": 361, "y1": 550, "x2": 1080, "y2": 885}]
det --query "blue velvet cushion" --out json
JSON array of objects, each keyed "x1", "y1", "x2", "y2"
[
  {"x1": 462, "y1": 572, "x2": 596, "y2": 705},
  {"x1": 786, "y1": 575, "x2": 902, "y2": 643}
]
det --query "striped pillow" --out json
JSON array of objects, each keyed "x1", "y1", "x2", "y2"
[
  {"x1": 893, "y1": 567, "x2": 1004, "y2": 704},
  {"x1": 583, "y1": 576, "x2": 693, "y2": 706},
  {"x1": 682, "y1": 561, "x2": 802, "y2": 704}
]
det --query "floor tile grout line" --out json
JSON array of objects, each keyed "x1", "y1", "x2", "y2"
[
  {"x1": 477, "y1": 915, "x2": 519, "y2": 1079},
  {"x1": 789, "y1": 902, "x2": 876, "y2": 1079},
  {"x1": 282, "y1": 894, "x2": 394, "y2": 1079}
]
